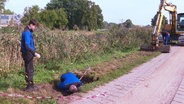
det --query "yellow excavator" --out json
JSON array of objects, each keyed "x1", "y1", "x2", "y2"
[{"x1": 141, "y1": 0, "x2": 184, "y2": 53}]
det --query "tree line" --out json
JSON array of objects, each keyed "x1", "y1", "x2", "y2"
[
  {"x1": 21, "y1": 0, "x2": 103, "y2": 30},
  {"x1": 1, "y1": 0, "x2": 168, "y2": 30}
]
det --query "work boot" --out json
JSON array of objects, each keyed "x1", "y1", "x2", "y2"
[
  {"x1": 24, "y1": 85, "x2": 33, "y2": 92},
  {"x1": 31, "y1": 84, "x2": 39, "y2": 91}
]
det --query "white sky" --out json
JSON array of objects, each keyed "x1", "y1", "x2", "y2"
[{"x1": 5, "y1": 0, "x2": 184, "y2": 26}]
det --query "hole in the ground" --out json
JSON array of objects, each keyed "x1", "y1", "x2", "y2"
[{"x1": 75, "y1": 73, "x2": 99, "y2": 84}]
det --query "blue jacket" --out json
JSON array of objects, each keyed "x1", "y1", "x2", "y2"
[
  {"x1": 58, "y1": 72, "x2": 82, "y2": 91},
  {"x1": 21, "y1": 28, "x2": 35, "y2": 55}
]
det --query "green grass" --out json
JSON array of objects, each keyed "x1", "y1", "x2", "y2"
[
  {"x1": 0, "y1": 98, "x2": 30, "y2": 104},
  {"x1": 0, "y1": 48, "x2": 159, "y2": 91},
  {"x1": 80, "y1": 51, "x2": 160, "y2": 92},
  {"x1": 0, "y1": 67, "x2": 56, "y2": 91},
  {"x1": 0, "y1": 98, "x2": 57, "y2": 104},
  {"x1": 0, "y1": 48, "x2": 160, "y2": 104},
  {"x1": 0, "y1": 48, "x2": 136, "y2": 91}
]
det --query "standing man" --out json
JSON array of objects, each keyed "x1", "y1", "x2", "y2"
[
  {"x1": 21, "y1": 19, "x2": 41, "y2": 91},
  {"x1": 161, "y1": 30, "x2": 170, "y2": 45}
]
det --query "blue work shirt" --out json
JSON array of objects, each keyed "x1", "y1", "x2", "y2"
[
  {"x1": 58, "y1": 72, "x2": 82, "y2": 91},
  {"x1": 21, "y1": 29, "x2": 35, "y2": 53}
]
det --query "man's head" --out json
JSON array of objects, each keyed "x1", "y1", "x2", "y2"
[
  {"x1": 69, "y1": 85, "x2": 78, "y2": 93},
  {"x1": 28, "y1": 19, "x2": 39, "y2": 32}
]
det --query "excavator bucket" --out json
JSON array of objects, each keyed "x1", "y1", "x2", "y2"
[
  {"x1": 140, "y1": 44, "x2": 170, "y2": 53},
  {"x1": 159, "y1": 45, "x2": 170, "y2": 53}
]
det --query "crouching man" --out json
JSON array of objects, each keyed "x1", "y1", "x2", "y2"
[{"x1": 58, "y1": 72, "x2": 83, "y2": 94}]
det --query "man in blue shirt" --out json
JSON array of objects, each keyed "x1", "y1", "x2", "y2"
[
  {"x1": 161, "y1": 30, "x2": 170, "y2": 45},
  {"x1": 58, "y1": 72, "x2": 83, "y2": 94},
  {"x1": 21, "y1": 19, "x2": 41, "y2": 91}
]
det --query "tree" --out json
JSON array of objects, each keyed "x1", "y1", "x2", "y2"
[
  {"x1": 4, "y1": 9, "x2": 14, "y2": 14},
  {"x1": 40, "y1": 10, "x2": 58, "y2": 29},
  {"x1": 151, "y1": 13, "x2": 168, "y2": 26},
  {"x1": 40, "y1": 9, "x2": 68, "y2": 29},
  {"x1": 95, "y1": 5, "x2": 103, "y2": 29},
  {"x1": 21, "y1": 5, "x2": 40, "y2": 25},
  {"x1": 0, "y1": 1, "x2": 13, "y2": 14},
  {"x1": 46, "y1": 0, "x2": 63, "y2": 10},
  {"x1": 0, "y1": 0, "x2": 6, "y2": 12},
  {"x1": 83, "y1": 2, "x2": 103, "y2": 30},
  {"x1": 54, "y1": 9, "x2": 68, "y2": 29},
  {"x1": 123, "y1": 19, "x2": 134, "y2": 28},
  {"x1": 46, "y1": 0, "x2": 103, "y2": 30},
  {"x1": 21, "y1": 5, "x2": 68, "y2": 29},
  {"x1": 82, "y1": 1, "x2": 98, "y2": 31}
]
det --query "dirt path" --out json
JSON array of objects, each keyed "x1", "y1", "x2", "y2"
[{"x1": 63, "y1": 46, "x2": 184, "y2": 104}]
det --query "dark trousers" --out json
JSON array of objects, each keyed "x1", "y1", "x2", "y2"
[
  {"x1": 22, "y1": 52, "x2": 34, "y2": 86},
  {"x1": 164, "y1": 35, "x2": 170, "y2": 45}
]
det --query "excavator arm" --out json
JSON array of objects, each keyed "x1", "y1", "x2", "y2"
[
  {"x1": 141, "y1": 0, "x2": 184, "y2": 52},
  {"x1": 152, "y1": 0, "x2": 176, "y2": 49}
]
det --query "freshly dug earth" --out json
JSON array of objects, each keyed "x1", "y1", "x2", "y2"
[{"x1": 74, "y1": 51, "x2": 155, "y2": 83}]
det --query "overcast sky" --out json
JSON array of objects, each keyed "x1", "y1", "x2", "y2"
[{"x1": 5, "y1": 0, "x2": 184, "y2": 26}]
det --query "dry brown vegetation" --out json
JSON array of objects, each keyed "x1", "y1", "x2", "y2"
[{"x1": 0, "y1": 26, "x2": 153, "y2": 73}]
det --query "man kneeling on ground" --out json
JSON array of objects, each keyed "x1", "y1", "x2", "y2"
[{"x1": 58, "y1": 72, "x2": 83, "y2": 94}]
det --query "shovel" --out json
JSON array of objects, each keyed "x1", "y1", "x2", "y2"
[{"x1": 79, "y1": 67, "x2": 91, "y2": 80}]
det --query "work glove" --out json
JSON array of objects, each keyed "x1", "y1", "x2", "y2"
[{"x1": 35, "y1": 52, "x2": 41, "y2": 58}]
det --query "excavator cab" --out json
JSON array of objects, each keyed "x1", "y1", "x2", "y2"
[{"x1": 177, "y1": 13, "x2": 184, "y2": 31}]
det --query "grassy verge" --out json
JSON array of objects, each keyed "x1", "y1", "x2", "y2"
[
  {"x1": 80, "y1": 50, "x2": 160, "y2": 92},
  {"x1": 0, "y1": 49, "x2": 160, "y2": 103},
  {"x1": 0, "y1": 48, "x2": 137, "y2": 90},
  {"x1": 0, "y1": 98, "x2": 57, "y2": 104}
]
